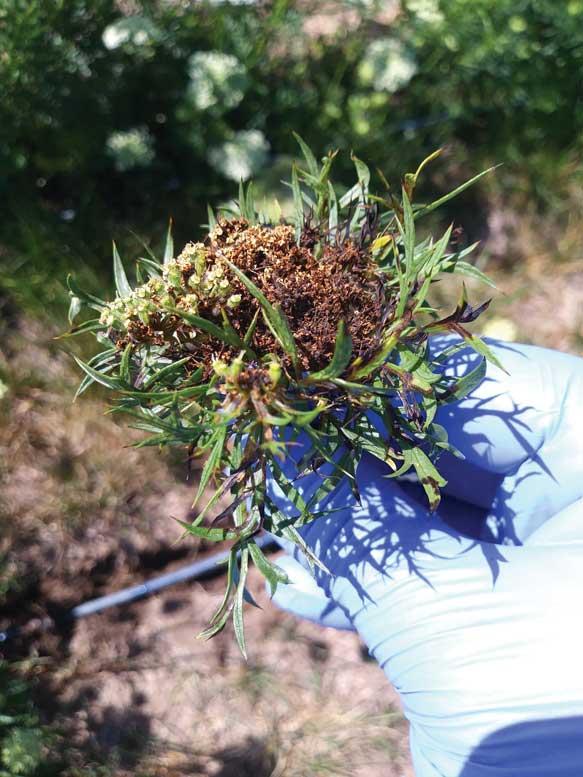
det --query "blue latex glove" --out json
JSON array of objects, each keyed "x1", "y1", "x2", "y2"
[{"x1": 267, "y1": 338, "x2": 583, "y2": 776}]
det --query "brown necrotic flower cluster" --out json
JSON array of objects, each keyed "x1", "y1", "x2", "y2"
[
  {"x1": 101, "y1": 216, "x2": 390, "y2": 376},
  {"x1": 72, "y1": 144, "x2": 498, "y2": 655}
]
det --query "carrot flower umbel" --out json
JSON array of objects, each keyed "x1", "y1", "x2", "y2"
[{"x1": 66, "y1": 138, "x2": 498, "y2": 655}]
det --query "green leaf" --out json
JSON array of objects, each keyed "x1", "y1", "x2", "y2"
[
  {"x1": 273, "y1": 400, "x2": 327, "y2": 427},
  {"x1": 136, "y1": 256, "x2": 162, "y2": 279},
  {"x1": 245, "y1": 181, "x2": 255, "y2": 221},
  {"x1": 409, "y1": 447, "x2": 447, "y2": 512},
  {"x1": 401, "y1": 188, "x2": 416, "y2": 282},
  {"x1": 112, "y1": 241, "x2": 132, "y2": 298},
  {"x1": 439, "y1": 357, "x2": 487, "y2": 404},
  {"x1": 413, "y1": 148, "x2": 444, "y2": 183},
  {"x1": 424, "y1": 394, "x2": 438, "y2": 427},
  {"x1": 330, "y1": 378, "x2": 393, "y2": 396},
  {"x1": 119, "y1": 343, "x2": 133, "y2": 384},
  {"x1": 279, "y1": 522, "x2": 330, "y2": 576},
  {"x1": 415, "y1": 166, "x2": 499, "y2": 219},
  {"x1": 142, "y1": 357, "x2": 193, "y2": 391},
  {"x1": 351, "y1": 152, "x2": 370, "y2": 188},
  {"x1": 451, "y1": 326, "x2": 507, "y2": 372},
  {"x1": 425, "y1": 224, "x2": 453, "y2": 275},
  {"x1": 221, "y1": 309, "x2": 244, "y2": 347},
  {"x1": 304, "y1": 451, "x2": 356, "y2": 511},
  {"x1": 119, "y1": 383, "x2": 210, "y2": 401},
  {"x1": 199, "y1": 596, "x2": 235, "y2": 639},
  {"x1": 129, "y1": 229, "x2": 161, "y2": 264},
  {"x1": 238, "y1": 180, "x2": 255, "y2": 221},
  {"x1": 444, "y1": 259, "x2": 497, "y2": 288},
  {"x1": 249, "y1": 541, "x2": 289, "y2": 596},
  {"x1": 73, "y1": 348, "x2": 117, "y2": 399},
  {"x1": 62, "y1": 318, "x2": 104, "y2": 338},
  {"x1": 243, "y1": 308, "x2": 260, "y2": 347},
  {"x1": 268, "y1": 456, "x2": 309, "y2": 516},
  {"x1": 384, "y1": 360, "x2": 435, "y2": 394},
  {"x1": 265, "y1": 502, "x2": 330, "y2": 576},
  {"x1": 207, "y1": 204, "x2": 217, "y2": 230},
  {"x1": 68, "y1": 295, "x2": 82, "y2": 324},
  {"x1": 351, "y1": 332, "x2": 399, "y2": 380},
  {"x1": 174, "y1": 517, "x2": 238, "y2": 542},
  {"x1": 169, "y1": 307, "x2": 246, "y2": 350},
  {"x1": 233, "y1": 546, "x2": 249, "y2": 658},
  {"x1": 73, "y1": 356, "x2": 126, "y2": 391},
  {"x1": 328, "y1": 180, "x2": 338, "y2": 233},
  {"x1": 293, "y1": 132, "x2": 319, "y2": 177},
  {"x1": 340, "y1": 427, "x2": 395, "y2": 468},
  {"x1": 291, "y1": 164, "x2": 304, "y2": 228},
  {"x1": 163, "y1": 219, "x2": 174, "y2": 265},
  {"x1": 305, "y1": 321, "x2": 352, "y2": 381},
  {"x1": 66, "y1": 274, "x2": 105, "y2": 311},
  {"x1": 194, "y1": 426, "x2": 227, "y2": 507},
  {"x1": 339, "y1": 180, "x2": 362, "y2": 209}
]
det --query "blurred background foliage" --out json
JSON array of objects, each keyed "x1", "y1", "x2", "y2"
[
  {"x1": 2, "y1": 0, "x2": 583, "y2": 314},
  {"x1": 1, "y1": 1, "x2": 582, "y2": 774}
]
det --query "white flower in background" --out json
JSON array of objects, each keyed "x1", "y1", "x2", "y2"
[
  {"x1": 407, "y1": 0, "x2": 444, "y2": 25},
  {"x1": 187, "y1": 51, "x2": 248, "y2": 111},
  {"x1": 103, "y1": 23, "x2": 129, "y2": 50},
  {"x1": 358, "y1": 39, "x2": 417, "y2": 94},
  {"x1": 106, "y1": 128, "x2": 155, "y2": 172},
  {"x1": 208, "y1": 130, "x2": 269, "y2": 181},
  {"x1": 102, "y1": 16, "x2": 159, "y2": 51}
]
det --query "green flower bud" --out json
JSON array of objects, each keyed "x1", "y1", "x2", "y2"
[
  {"x1": 212, "y1": 359, "x2": 228, "y2": 377},
  {"x1": 267, "y1": 357, "x2": 282, "y2": 387},
  {"x1": 226, "y1": 293, "x2": 241, "y2": 309}
]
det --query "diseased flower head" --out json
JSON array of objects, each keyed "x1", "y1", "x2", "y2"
[
  {"x1": 69, "y1": 140, "x2": 498, "y2": 656},
  {"x1": 99, "y1": 216, "x2": 390, "y2": 377}
]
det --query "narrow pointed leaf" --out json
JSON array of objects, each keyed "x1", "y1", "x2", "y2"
[
  {"x1": 439, "y1": 357, "x2": 487, "y2": 403},
  {"x1": 169, "y1": 307, "x2": 246, "y2": 350},
  {"x1": 293, "y1": 132, "x2": 319, "y2": 176},
  {"x1": 415, "y1": 167, "x2": 499, "y2": 219},
  {"x1": 112, "y1": 242, "x2": 132, "y2": 298},
  {"x1": 73, "y1": 356, "x2": 126, "y2": 391},
  {"x1": 233, "y1": 547, "x2": 249, "y2": 658},
  {"x1": 67, "y1": 274, "x2": 105, "y2": 310},
  {"x1": 119, "y1": 343, "x2": 133, "y2": 384},
  {"x1": 249, "y1": 542, "x2": 289, "y2": 596},
  {"x1": 305, "y1": 321, "x2": 352, "y2": 381},
  {"x1": 194, "y1": 426, "x2": 227, "y2": 506},
  {"x1": 409, "y1": 447, "x2": 447, "y2": 512},
  {"x1": 163, "y1": 219, "x2": 174, "y2": 265}
]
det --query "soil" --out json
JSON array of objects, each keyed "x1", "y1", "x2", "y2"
[
  {"x1": 0, "y1": 316, "x2": 413, "y2": 775},
  {"x1": 2, "y1": 532, "x2": 413, "y2": 777}
]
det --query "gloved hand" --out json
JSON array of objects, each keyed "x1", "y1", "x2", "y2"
[{"x1": 267, "y1": 338, "x2": 583, "y2": 776}]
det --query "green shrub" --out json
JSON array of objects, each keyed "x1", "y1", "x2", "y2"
[
  {"x1": 398, "y1": 0, "x2": 583, "y2": 161},
  {"x1": 0, "y1": 664, "x2": 45, "y2": 777}
]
